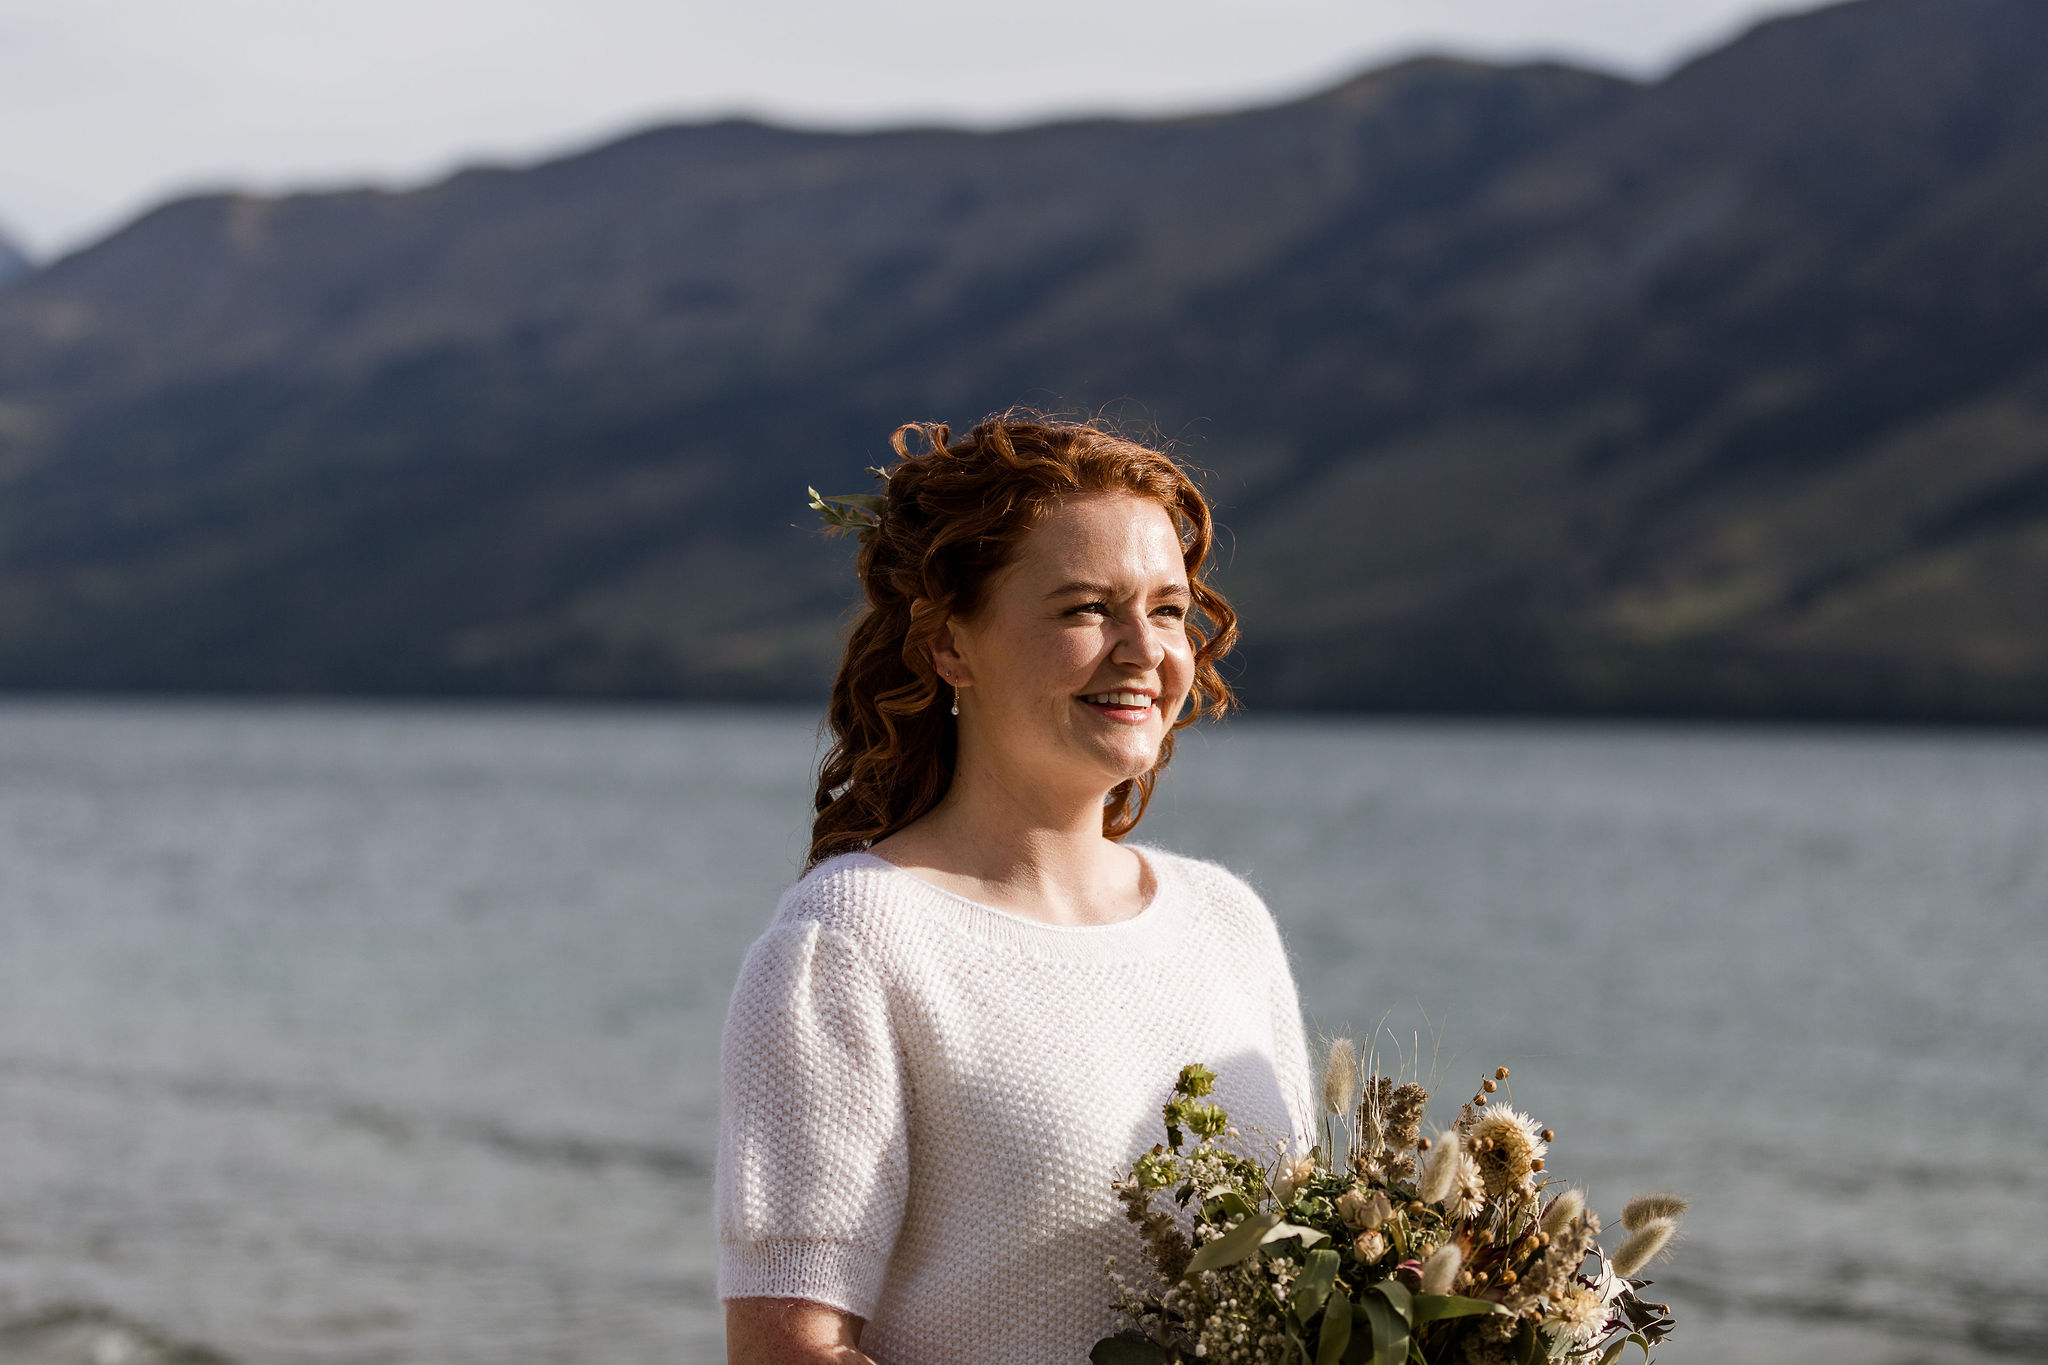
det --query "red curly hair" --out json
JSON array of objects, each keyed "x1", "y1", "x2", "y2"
[{"x1": 808, "y1": 414, "x2": 1239, "y2": 869}]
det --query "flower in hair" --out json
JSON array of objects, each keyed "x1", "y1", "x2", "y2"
[{"x1": 807, "y1": 467, "x2": 890, "y2": 541}]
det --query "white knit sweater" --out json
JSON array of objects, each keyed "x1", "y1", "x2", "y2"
[{"x1": 715, "y1": 843, "x2": 1316, "y2": 1365}]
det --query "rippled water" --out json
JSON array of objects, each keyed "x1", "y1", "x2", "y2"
[{"x1": 0, "y1": 701, "x2": 2042, "y2": 1364}]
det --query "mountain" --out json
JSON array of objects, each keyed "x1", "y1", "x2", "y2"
[
  {"x1": 1, "y1": 0, "x2": 2045, "y2": 719},
  {"x1": 0, "y1": 228, "x2": 29, "y2": 288}
]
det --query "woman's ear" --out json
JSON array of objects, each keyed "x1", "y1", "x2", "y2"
[{"x1": 928, "y1": 614, "x2": 974, "y2": 687}]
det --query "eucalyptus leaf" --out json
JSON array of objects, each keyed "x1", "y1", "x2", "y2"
[
  {"x1": 1316, "y1": 1288, "x2": 1353, "y2": 1365},
  {"x1": 1597, "y1": 1342, "x2": 1627, "y2": 1365},
  {"x1": 1290, "y1": 1249, "x2": 1341, "y2": 1322},
  {"x1": 1411, "y1": 1293, "x2": 1505, "y2": 1324},
  {"x1": 1090, "y1": 1333, "x2": 1169, "y2": 1365},
  {"x1": 1267, "y1": 1221, "x2": 1330, "y2": 1249},
  {"x1": 1205, "y1": 1189, "x2": 1253, "y2": 1220},
  {"x1": 1184, "y1": 1211, "x2": 1282, "y2": 1276}
]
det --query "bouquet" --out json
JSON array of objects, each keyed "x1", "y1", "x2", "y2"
[{"x1": 1094, "y1": 1051, "x2": 1682, "y2": 1365}]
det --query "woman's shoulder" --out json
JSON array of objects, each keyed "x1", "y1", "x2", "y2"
[
  {"x1": 1140, "y1": 843, "x2": 1265, "y2": 901},
  {"x1": 1141, "y1": 844, "x2": 1284, "y2": 937},
  {"x1": 766, "y1": 850, "x2": 905, "y2": 937}
]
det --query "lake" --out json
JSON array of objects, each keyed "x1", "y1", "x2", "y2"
[{"x1": 0, "y1": 701, "x2": 2042, "y2": 1364}]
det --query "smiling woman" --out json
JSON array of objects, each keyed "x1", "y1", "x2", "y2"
[
  {"x1": 716, "y1": 415, "x2": 1316, "y2": 1365},
  {"x1": 807, "y1": 417, "x2": 1240, "y2": 871}
]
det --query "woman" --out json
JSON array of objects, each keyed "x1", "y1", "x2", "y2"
[{"x1": 718, "y1": 416, "x2": 1315, "y2": 1364}]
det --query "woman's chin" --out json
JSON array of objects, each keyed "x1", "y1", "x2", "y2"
[{"x1": 1079, "y1": 733, "x2": 1166, "y2": 786}]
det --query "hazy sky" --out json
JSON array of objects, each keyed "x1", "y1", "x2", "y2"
[{"x1": 0, "y1": 0, "x2": 1818, "y2": 258}]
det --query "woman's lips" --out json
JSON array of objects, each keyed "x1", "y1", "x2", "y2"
[{"x1": 1077, "y1": 692, "x2": 1155, "y2": 724}]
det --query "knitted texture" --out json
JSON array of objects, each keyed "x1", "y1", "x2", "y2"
[{"x1": 716, "y1": 844, "x2": 1316, "y2": 1365}]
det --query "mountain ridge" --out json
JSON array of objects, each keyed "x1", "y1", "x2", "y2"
[{"x1": 1, "y1": 0, "x2": 2045, "y2": 719}]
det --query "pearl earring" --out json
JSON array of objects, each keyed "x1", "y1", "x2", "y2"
[{"x1": 951, "y1": 687, "x2": 959, "y2": 717}]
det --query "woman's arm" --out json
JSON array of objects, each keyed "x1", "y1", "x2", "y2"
[{"x1": 725, "y1": 1297, "x2": 876, "y2": 1365}]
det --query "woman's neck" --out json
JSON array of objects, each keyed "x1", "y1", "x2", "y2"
[{"x1": 868, "y1": 757, "x2": 1149, "y2": 927}]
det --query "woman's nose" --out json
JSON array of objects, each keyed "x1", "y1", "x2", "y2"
[{"x1": 1111, "y1": 611, "x2": 1167, "y2": 669}]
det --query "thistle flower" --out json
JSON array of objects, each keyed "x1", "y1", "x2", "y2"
[
  {"x1": 1419, "y1": 1243, "x2": 1464, "y2": 1295},
  {"x1": 1417, "y1": 1130, "x2": 1461, "y2": 1203},
  {"x1": 1621, "y1": 1191, "x2": 1690, "y2": 1231},
  {"x1": 1611, "y1": 1216, "x2": 1677, "y2": 1278},
  {"x1": 1540, "y1": 1189, "x2": 1584, "y2": 1237},
  {"x1": 1467, "y1": 1105, "x2": 1547, "y2": 1197},
  {"x1": 1321, "y1": 1038, "x2": 1359, "y2": 1116}
]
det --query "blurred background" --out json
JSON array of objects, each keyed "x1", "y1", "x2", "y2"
[{"x1": 1, "y1": 0, "x2": 2044, "y2": 1361}]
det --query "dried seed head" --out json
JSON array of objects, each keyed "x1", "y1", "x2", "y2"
[
  {"x1": 1495, "y1": 1066, "x2": 1510, "y2": 1079},
  {"x1": 1540, "y1": 1128, "x2": 1555, "y2": 1142},
  {"x1": 1531, "y1": 1158, "x2": 1545, "y2": 1172},
  {"x1": 1482, "y1": 1078, "x2": 1498, "y2": 1093},
  {"x1": 1621, "y1": 1192, "x2": 1691, "y2": 1232},
  {"x1": 1384, "y1": 1083, "x2": 1429, "y2": 1153},
  {"x1": 1321, "y1": 1038, "x2": 1359, "y2": 1116},
  {"x1": 1473, "y1": 1093, "x2": 1488, "y2": 1106},
  {"x1": 1541, "y1": 1190, "x2": 1584, "y2": 1237},
  {"x1": 1420, "y1": 1243, "x2": 1464, "y2": 1295},
  {"x1": 1611, "y1": 1216, "x2": 1677, "y2": 1278},
  {"x1": 1417, "y1": 1135, "x2": 1433, "y2": 1151}
]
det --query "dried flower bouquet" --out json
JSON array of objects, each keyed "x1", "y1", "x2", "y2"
[{"x1": 1094, "y1": 1054, "x2": 1682, "y2": 1365}]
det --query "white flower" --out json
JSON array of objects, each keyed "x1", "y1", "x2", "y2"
[{"x1": 1273, "y1": 1155, "x2": 1317, "y2": 1201}]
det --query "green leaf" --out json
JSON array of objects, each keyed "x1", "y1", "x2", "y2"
[
  {"x1": 1354, "y1": 1291, "x2": 1409, "y2": 1365},
  {"x1": 1370, "y1": 1279, "x2": 1414, "y2": 1325},
  {"x1": 1204, "y1": 1188, "x2": 1253, "y2": 1220},
  {"x1": 1090, "y1": 1333, "x2": 1169, "y2": 1365},
  {"x1": 1269, "y1": 1221, "x2": 1329, "y2": 1249},
  {"x1": 1411, "y1": 1293, "x2": 1505, "y2": 1324},
  {"x1": 1290, "y1": 1249, "x2": 1341, "y2": 1322},
  {"x1": 1342, "y1": 1299, "x2": 1376, "y2": 1364},
  {"x1": 1184, "y1": 1211, "x2": 1282, "y2": 1276},
  {"x1": 1317, "y1": 1288, "x2": 1353, "y2": 1365}
]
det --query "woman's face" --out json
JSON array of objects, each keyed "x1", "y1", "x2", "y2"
[{"x1": 939, "y1": 491, "x2": 1196, "y2": 800}]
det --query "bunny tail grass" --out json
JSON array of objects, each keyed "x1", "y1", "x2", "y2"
[
  {"x1": 1621, "y1": 1191, "x2": 1690, "y2": 1231},
  {"x1": 1419, "y1": 1243, "x2": 1464, "y2": 1295},
  {"x1": 1611, "y1": 1217, "x2": 1677, "y2": 1278}
]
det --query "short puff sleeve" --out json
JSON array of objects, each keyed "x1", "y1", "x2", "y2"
[{"x1": 714, "y1": 920, "x2": 909, "y2": 1318}]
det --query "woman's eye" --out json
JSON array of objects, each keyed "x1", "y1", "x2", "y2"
[
  {"x1": 1067, "y1": 602, "x2": 1109, "y2": 616},
  {"x1": 1153, "y1": 605, "x2": 1187, "y2": 620}
]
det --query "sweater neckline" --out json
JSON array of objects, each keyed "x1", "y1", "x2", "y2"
[{"x1": 840, "y1": 843, "x2": 1186, "y2": 962}]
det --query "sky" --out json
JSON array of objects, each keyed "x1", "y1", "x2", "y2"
[{"x1": 0, "y1": 0, "x2": 1821, "y2": 260}]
